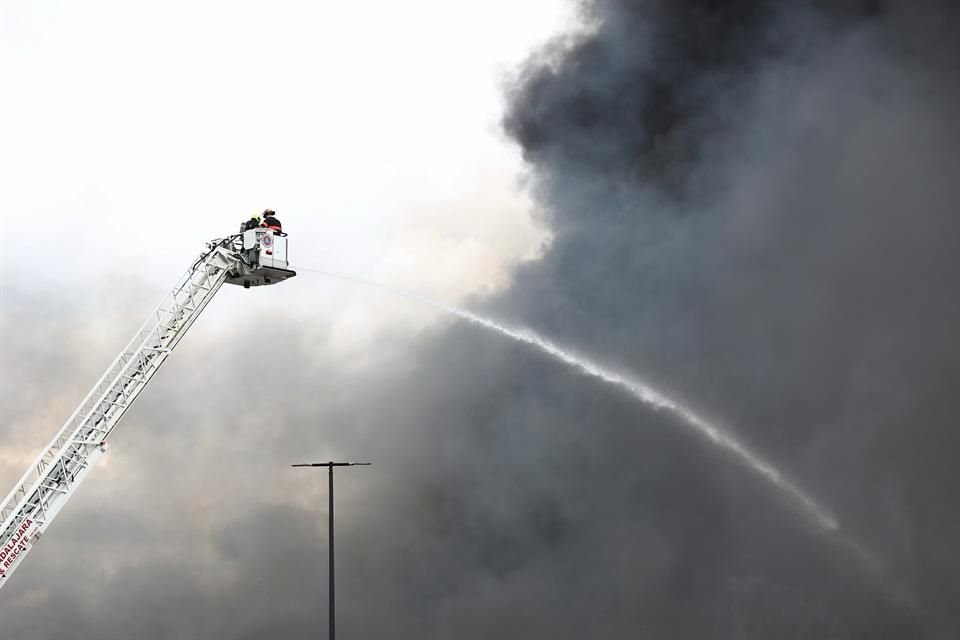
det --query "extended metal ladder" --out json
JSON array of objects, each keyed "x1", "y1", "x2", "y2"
[{"x1": 0, "y1": 238, "x2": 246, "y2": 588}]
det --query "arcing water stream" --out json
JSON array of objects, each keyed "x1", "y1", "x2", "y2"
[{"x1": 302, "y1": 267, "x2": 840, "y2": 533}]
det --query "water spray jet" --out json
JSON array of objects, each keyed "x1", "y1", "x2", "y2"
[
  {"x1": 303, "y1": 268, "x2": 923, "y2": 603},
  {"x1": 301, "y1": 266, "x2": 840, "y2": 532}
]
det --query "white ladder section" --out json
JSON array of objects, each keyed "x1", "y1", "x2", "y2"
[{"x1": 0, "y1": 239, "x2": 243, "y2": 588}]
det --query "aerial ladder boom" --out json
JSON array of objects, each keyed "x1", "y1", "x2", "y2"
[{"x1": 0, "y1": 230, "x2": 294, "y2": 589}]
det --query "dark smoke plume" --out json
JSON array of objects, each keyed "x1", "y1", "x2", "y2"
[
  {"x1": 495, "y1": 0, "x2": 960, "y2": 635},
  {"x1": 2, "y1": 1, "x2": 959, "y2": 638}
]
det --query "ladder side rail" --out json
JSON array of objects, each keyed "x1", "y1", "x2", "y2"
[
  {"x1": 0, "y1": 318, "x2": 175, "y2": 537},
  {"x1": 0, "y1": 354, "x2": 132, "y2": 525},
  {"x1": 49, "y1": 246, "x2": 222, "y2": 442},
  {"x1": 162, "y1": 256, "x2": 234, "y2": 353},
  {"x1": 74, "y1": 263, "x2": 230, "y2": 449},
  {"x1": 0, "y1": 263, "x2": 231, "y2": 533},
  {"x1": 0, "y1": 279, "x2": 185, "y2": 522},
  {"x1": 0, "y1": 262, "x2": 205, "y2": 515},
  {"x1": 63, "y1": 261, "x2": 231, "y2": 456},
  {"x1": 3, "y1": 351, "x2": 168, "y2": 535},
  {"x1": 15, "y1": 349, "x2": 172, "y2": 528},
  {"x1": 0, "y1": 447, "x2": 107, "y2": 583},
  {"x1": 0, "y1": 247, "x2": 231, "y2": 521},
  {"x1": 0, "y1": 278, "x2": 230, "y2": 583},
  {"x1": 1, "y1": 246, "x2": 239, "y2": 586},
  {"x1": 24, "y1": 266, "x2": 230, "y2": 518}
]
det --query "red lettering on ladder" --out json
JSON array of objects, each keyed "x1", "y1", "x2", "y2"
[{"x1": 1, "y1": 519, "x2": 35, "y2": 571}]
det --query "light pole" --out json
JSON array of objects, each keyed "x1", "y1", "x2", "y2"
[{"x1": 292, "y1": 461, "x2": 371, "y2": 640}]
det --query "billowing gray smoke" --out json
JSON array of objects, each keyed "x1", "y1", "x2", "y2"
[
  {"x1": 493, "y1": 0, "x2": 960, "y2": 635},
  {"x1": 2, "y1": 1, "x2": 959, "y2": 638}
]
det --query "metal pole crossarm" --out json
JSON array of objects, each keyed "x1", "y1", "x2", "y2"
[
  {"x1": 291, "y1": 462, "x2": 372, "y2": 468},
  {"x1": 1, "y1": 233, "x2": 293, "y2": 591}
]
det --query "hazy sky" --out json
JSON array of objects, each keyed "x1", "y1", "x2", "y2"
[
  {"x1": 1, "y1": 0, "x2": 571, "y2": 602},
  {"x1": 2, "y1": 1, "x2": 960, "y2": 638},
  {"x1": 1, "y1": 0, "x2": 570, "y2": 304},
  {"x1": 0, "y1": 0, "x2": 570, "y2": 483}
]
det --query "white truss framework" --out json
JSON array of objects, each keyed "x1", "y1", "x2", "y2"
[{"x1": 0, "y1": 238, "x2": 245, "y2": 588}]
